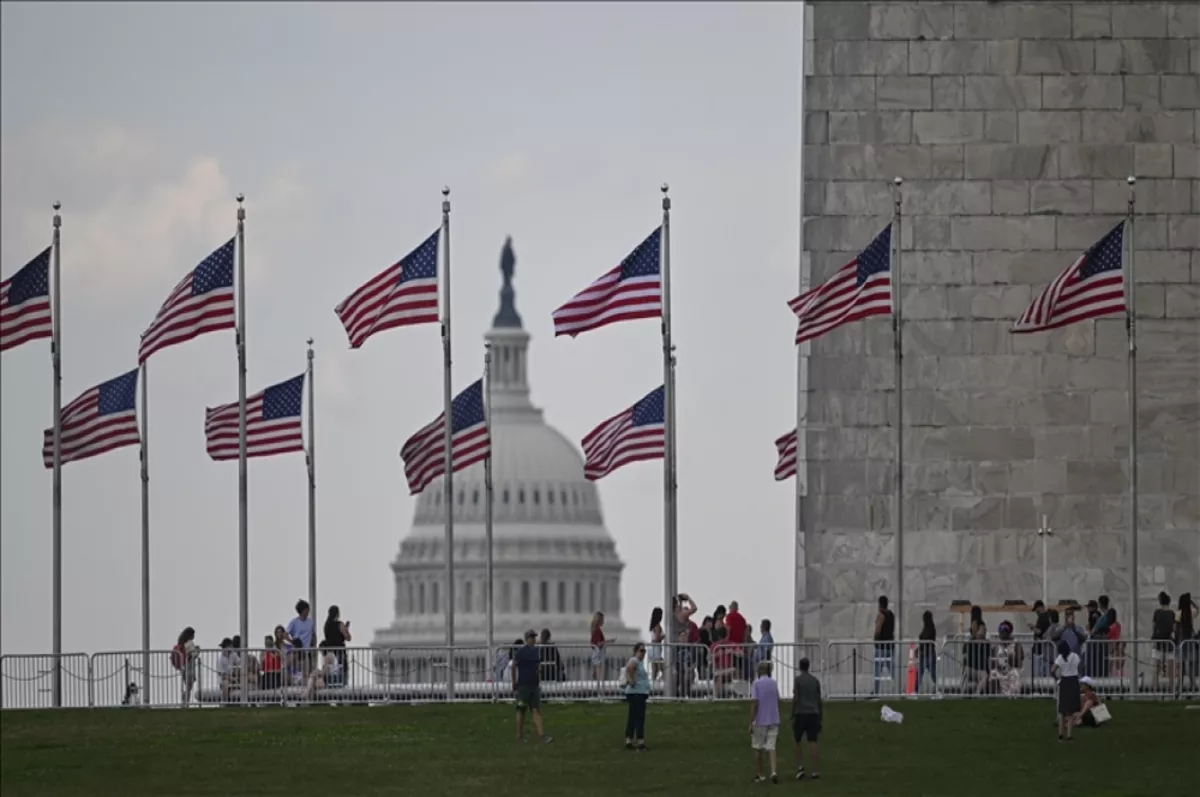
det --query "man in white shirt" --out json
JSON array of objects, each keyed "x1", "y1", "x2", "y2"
[
  {"x1": 217, "y1": 638, "x2": 240, "y2": 703},
  {"x1": 286, "y1": 599, "x2": 316, "y2": 675}
]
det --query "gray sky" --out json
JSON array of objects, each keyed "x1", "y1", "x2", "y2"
[{"x1": 0, "y1": 1, "x2": 804, "y2": 655}]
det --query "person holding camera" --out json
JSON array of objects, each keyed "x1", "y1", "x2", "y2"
[{"x1": 323, "y1": 604, "x2": 351, "y2": 675}]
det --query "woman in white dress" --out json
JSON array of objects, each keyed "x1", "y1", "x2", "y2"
[{"x1": 647, "y1": 607, "x2": 665, "y2": 680}]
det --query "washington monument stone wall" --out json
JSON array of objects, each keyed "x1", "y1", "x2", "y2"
[{"x1": 797, "y1": 1, "x2": 1199, "y2": 642}]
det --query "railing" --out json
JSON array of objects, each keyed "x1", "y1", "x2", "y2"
[{"x1": 2, "y1": 640, "x2": 1195, "y2": 710}]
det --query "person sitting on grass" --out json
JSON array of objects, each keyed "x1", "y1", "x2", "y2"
[
  {"x1": 791, "y1": 657, "x2": 822, "y2": 781},
  {"x1": 749, "y1": 660, "x2": 781, "y2": 784},
  {"x1": 1074, "y1": 677, "x2": 1107, "y2": 727},
  {"x1": 513, "y1": 630, "x2": 552, "y2": 745}
]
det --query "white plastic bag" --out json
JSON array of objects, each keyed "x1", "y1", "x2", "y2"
[{"x1": 880, "y1": 704, "x2": 904, "y2": 724}]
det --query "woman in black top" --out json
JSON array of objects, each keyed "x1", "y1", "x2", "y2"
[
  {"x1": 1177, "y1": 593, "x2": 1198, "y2": 688},
  {"x1": 872, "y1": 596, "x2": 896, "y2": 695},
  {"x1": 917, "y1": 611, "x2": 938, "y2": 692},
  {"x1": 323, "y1": 605, "x2": 351, "y2": 676}
]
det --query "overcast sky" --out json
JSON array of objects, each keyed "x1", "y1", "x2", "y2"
[{"x1": 1, "y1": 1, "x2": 804, "y2": 656}]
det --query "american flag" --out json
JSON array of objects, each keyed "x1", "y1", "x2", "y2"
[
  {"x1": 400, "y1": 379, "x2": 490, "y2": 495},
  {"x1": 335, "y1": 229, "x2": 440, "y2": 349},
  {"x1": 774, "y1": 429, "x2": 797, "y2": 481},
  {"x1": 790, "y1": 224, "x2": 893, "y2": 345},
  {"x1": 139, "y1": 239, "x2": 236, "y2": 363},
  {"x1": 1012, "y1": 222, "x2": 1125, "y2": 334},
  {"x1": 41, "y1": 369, "x2": 140, "y2": 468},
  {"x1": 552, "y1": 227, "x2": 661, "y2": 337},
  {"x1": 581, "y1": 385, "x2": 665, "y2": 481},
  {"x1": 205, "y1": 374, "x2": 305, "y2": 461},
  {"x1": 1, "y1": 247, "x2": 52, "y2": 353}
]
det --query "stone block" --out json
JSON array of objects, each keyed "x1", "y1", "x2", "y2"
[
  {"x1": 1166, "y1": 3, "x2": 1200, "y2": 38},
  {"x1": 805, "y1": 144, "x2": 869, "y2": 179},
  {"x1": 1162, "y1": 76, "x2": 1200, "y2": 109},
  {"x1": 805, "y1": 111, "x2": 829, "y2": 145},
  {"x1": 1067, "y1": 460, "x2": 1129, "y2": 495},
  {"x1": 803, "y1": 181, "x2": 825, "y2": 215},
  {"x1": 1093, "y1": 318, "x2": 1125, "y2": 358},
  {"x1": 900, "y1": 354, "x2": 940, "y2": 389},
  {"x1": 1035, "y1": 426, "x2": 1091, "y2": 460},
  {"x1": 1007, "y1": 459, "x2": 1069, "y2": 496},
  {"x1": 804, "y1": 215, "x2": 892, "y2": 252},
  {"x1": 1018, "y1": 111, "x2": 1082, "y2": 144},
  {"x1": 930, "y1": 145, "x2": 964, "y2": 178},
  {"x1": 874, "y1": 144, "x2": 936, "y2": 179},
  {"x1": 964, "y1": 75, "x2": 1042, "y2": 110},
  {"x1": 964, "y1": 144, "x2": 1057, "y2": 179},
  {"x1": 1166, "y1": 284, "x2": 1200, "y2": 318},
  {"x1": 991, "y1": 180, "x2": 1029, "y2": 215},
  {"x1": 963, "y1": 390, "x2": 1016, "y2": 426},
  {"x1": 824, "y1": 181, "x2": 893, "y2": 215},
  {"x1": 807, "y1": 77, "x2": 876, "y2": 111},
  {"x1": 970, "y1": 321, "x2": 1013, "y2": 355},
  {"x1": 811, "y1": 41, "x2": 835, "y2": 76},
  {"x1": 955, "y1": 4, "x2": 1071, "y2": 40},
  {"x1": 833, "y1": 41, "x2": 909, "y2": 76},
  {"x1": 1090, "y1": 389, "x2": 1128, "y2": 425},
  {"x1": 947, "y1": 285, "x2": 1033, "y2": 320},
  {"x1": 828, "y1": 111, "x2": 912, "y2": 144},
  {"x1": 1071, "y1": 4, "x2": 1112, "y2": 39},
  {"x1": 1135, "y1": 143, "x2": 1175, "y2": 177},
  {"x1": 949, "y1": 496, "x2": 1007, "y2": 531},
  {"x1": 901, "y1": 180, "x2": 991, "y2": 215},
  {"x1": 1010, "y1": 322, "x2": 1095, "y2": 356},
  {"x1": 902, "y1": 389, "x2": 969, "y2": 426},
  {"x1": 909, "y1": 41, "x2": 987, "y2": 75},
  {"x1": 909, "y1": 216, "x2": 952, "y2": 249},
  {"x1": 1175, "y1": 145, "x2": 1200, "y2": 178},
  {"x1": 951, "y1": 216, "x2": 1056, "y2": 251},
  {"x1": 902, "y1": 319, "x2": 971, "y2": 354},
  {"x1": 1193, "y1": 41, "x2": 1200, "y2": 75},
  {"x1": 1057, "y1": 215, "x2": 1166, "y2": 251},
  {"x1": 877, "y1": 76, "x2": 933, "y2": 110},
  {"x1": 1058, "y1": 144, "x2": 1133, "y2": 179},
  {"x1": 1019, "y1": 41, "x2": 1094, "y2": 75},
  {"x1": 973, "y1": 250, "x2": 1068, "y2": 286},
  {"x1": 901, "y1": 285, "x2": 949, "y2": 320},
  {"x1": 1194, "y1": 251, "x2": 1200, "y2": 282},
  {"x1": 1067, "y1": 356, "x2": 1126, "y2": 390},
  {"x1": 901, "y1": 252, "x2": 969, "y2": 286},
  {"x1": 869, "y1": 3, "x2": 955, "y2": 40},
  {"x1": 986, "y1": 41, "x2": 1020, "y2": 75},
  {"x1": 1030, "y1": 180, "x2": 1093, "y2": 214},
  {"x1": 1124, "y1": 76, "x2": 1162, "y2": 111},
  {"x1": 1095, "y1": 40, "x2": 1190, "y2": 75},
  {"x1": 984, "y1": 111, "x2": 1018, "y2": 143},
  {"x1": 1042, "y1": 76, "x2": 1124, "y2": 110},
  {"x1": 1112, "y1": 3, "x2": 1169, "y2": 38},
  {"x1": 1169, "y1": 215, "x2": 1200, "y2": 249},
  {"x1": 1018, "y1": 391, "x2": 1092, "y2": 426},
  {"x1": 1097, "y1": 179, "x2": 1192, "y2": 214},
  {"x1": 812, "y1": 3, "x2": 870, "y2": 40},
  {"x1": 932, "y1": 76, "x2": 964, "y2": 110},
  {"x1": 1136, "y1": 284, "x2": 1167, "y2": 318}
]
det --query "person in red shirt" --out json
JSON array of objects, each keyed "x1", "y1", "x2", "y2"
[
  {"x1": 590, "y1": 612, "x2": 615, "y2": 684},
  {"x1": 261, "y1": 634, "x2": 283, "y2": 690},
  {"x1": 725, "y1": 600, "x2": 750, "y2": 679}
]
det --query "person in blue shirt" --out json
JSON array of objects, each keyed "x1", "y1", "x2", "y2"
[
  {"x1": 623, "y1": 642, "x2": 651, "y2": 750},
  {"x1": 512, "y1": 629, "x2": 552, "y2": 744}
]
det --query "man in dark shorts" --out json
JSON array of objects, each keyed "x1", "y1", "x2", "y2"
[
  {"x1": 512, "y1": 629, "x2": 552, "y2": 744},
  {"x1": 792, "y1": 657, "x2": 823, "y2": 781}
]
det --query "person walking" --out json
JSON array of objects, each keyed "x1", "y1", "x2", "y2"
[
  {"x1": 748, "y1": 660, "x2": 781, "y2": 784},
  {"x1": 622, "y1": 642, "x2": 651, "y2": 751},
  {"x1": 791, "y1": 657, "x2": 823, "y2": 781},
  {"x1": 512, "y1": 629, "x2": 552, "y2": 744}
]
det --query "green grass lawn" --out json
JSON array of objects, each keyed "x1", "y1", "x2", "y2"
[{"x1": 1, "y1": 699, "x2": 1194, "y2": 796}]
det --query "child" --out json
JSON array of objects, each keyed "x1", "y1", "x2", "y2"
[
  {"x1": 1052, "y1": 639, "x2": 1081, "y2": 741},
  {"x1": 749, "y1": 660, "x2": 781, "y2": 783}
]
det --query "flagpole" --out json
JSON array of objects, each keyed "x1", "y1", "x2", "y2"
[
  {"x1": 235, "y1": 193, "x2": 249, "y2": 693},
  {"x1": 891, "y1": 176, "x2": 905, "y2": 641},
  {"x1": 660, "y1": 183, "x2": 678, "y2": 698},
  {"x1": 50, "y1": 201, "x2": 63, "y2": 709},
  {"x1": 1126, "y1": 175, "x2": 1139, "y2": 647},
  {"x1": 306, "y1": 338, "x2": 317, "y2": 618},
  {"x1": 139, "y1": 361, "x2": 150, "y2": 706},
  {"x1": 440, "y1": 186, "x2": 456, "y2": 702},
  {"x1": 483, "y1": 341, "x2": 495, "y2": 683},
  {"x1": 795, "y1": 5, "x2": 808, "y2": 645}
]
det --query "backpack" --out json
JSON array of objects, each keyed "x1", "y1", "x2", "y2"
[{"x1": 171, "y1": 643, "x2": 185, "y2": 671}]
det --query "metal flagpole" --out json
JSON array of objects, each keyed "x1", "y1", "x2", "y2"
[
  {"x1": 306, "y1": 338, "x2": 317, "y2": 617},
  {"x1": 50, "y1": 201, "x2": 63, "y2": 709},
  {"x1": 795, "y1": 5, "x2": 808, "y2": 644},
  {"x1": 1126, "y1": 175, "x2": 1139, "y2": 646},
  {"x1": 891, "y1": 177, "x2": 904, "y2": 641},
  {"x1": 140, "y1": 362, "x2": 151, "y2": 706},
  {"x1": 440, "y1": 186, "x2": 456, "y2": 701},
  {"x1": 235, "y1": 194, "x2": 249, "y2": 696},
  {"x1": 484, "y1": 342, "x2": 495, "y2": 686},
  {"x1": 660, "y1": 183, "x2": 677, "y2": 698},
  {"x1": 1038, "y1": 515, "x2": 1052, "y2": 606}
]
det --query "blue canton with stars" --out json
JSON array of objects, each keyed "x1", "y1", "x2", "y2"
[
  {"x1": 1079, "y1": 223, "x2": 1124, "y2": 278},
  {"x1": 449, "y1": 380, "x2": 485, "y2": 432},
  {"x1": 98, "y1": 370, "x2": 140, "y2": 415},
  {"x1": 856, "y1": 225, "x2": 892, "y2": 286},
  {"x1": 261, "y1": 374, "x2": 305, "y2": 420},
  {"x1": 632, "y1": 386, "x2": 665, "y2": 427},
  {"x1": 6, "y1": 247, "x2": 51, "y2": 305},
  {"x1": 192, "y1": 239, "x2": 236, "y2": 296},
  {"x1": 397, "y1": 230, "x2": 440, "y2": 285},
  {"x1": 618, "y1": 227, "x2": 662, "y2": 281}
]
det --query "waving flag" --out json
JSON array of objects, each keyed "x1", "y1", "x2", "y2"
[
  {"x1": 1, "y1": 247, "x2": 52, "y2": 353},
  {"x1": 1012, "y1": 222, "x2": 1125, "y2": 334},
  {"x1": 552, "y1": 227, "x2": 662, "y2": 337},
  {"x1": 336, "y1": 229, "x2": 440, "y2": 348},
  {"x1": 790, "y1": 224, "x2": 892, "y2": 345},
  {"x1": 401, "y1": 380, "x2": 490, "y2": 495},
  {"x1": 42, "y1": 369, "x2": 140, "y2": 468},
  {"x1": 774, "y1": 430, "x2": 797, "y2": 481},
  {"x1": 581, "y1": 386, "x2": 665, "y2": 481},
  {"x1": 205, "y1": 374, "x2": 305, "y2": 461},
  {"x1": 139, "y1": 239, "x2": 236, "y2": 362}
]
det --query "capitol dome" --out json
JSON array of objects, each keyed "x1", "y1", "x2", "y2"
[{"x1": 373, "y1": 239, "x2": 639, "y2": 661}]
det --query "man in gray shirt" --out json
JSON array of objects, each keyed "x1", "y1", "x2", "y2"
[{"x1": 791, "y1": 657, "x2": 823, "y2": 781}]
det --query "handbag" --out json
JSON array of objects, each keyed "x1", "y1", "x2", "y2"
[{"x1": 1091, "y1": 703, "x2": 1112, "y2": 724}]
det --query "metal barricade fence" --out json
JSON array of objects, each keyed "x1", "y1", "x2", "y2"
[
  {"x1": 1177, "y1": 639, "x2": 1199, "y2": 699},
  {"x1": 1, "y1": 653, "x2": 92, "y2": 710},
  {"x1": 824, "y1": 640, "x2": 939, "y2": 700}
]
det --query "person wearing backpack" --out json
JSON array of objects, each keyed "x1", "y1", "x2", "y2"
[{"x1": 172, "y1": 627, "x2": 198, "y2": 706}]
